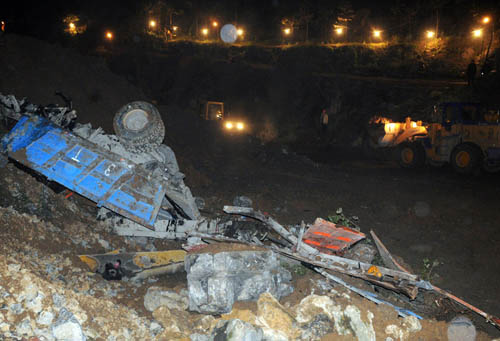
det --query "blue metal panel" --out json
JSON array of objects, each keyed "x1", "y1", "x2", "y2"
[
  {"x1": 66, "y1": 145, "x2": 98, "y2": 167},
  {"x1": 25, "y1": 131, "x2": 68, "y2": 167},
  {"x1": 52, "y1": 160, "x2": 84, "y2": 182},
  {"x1": 1, "y1": 115, "x2": 166, "y2": 229},
  {"x1": 78, "y1": 174, "x2": 113, "y2": 197},
  {"x1": 108, "y1": 189, "x2": 154, "y2": 223},
  {"x1": 2, "y1": 116, "x2": 55, "y2": 153},
  {"x1": 93, "y1": 160, "x2": 128, "y2": 182}
]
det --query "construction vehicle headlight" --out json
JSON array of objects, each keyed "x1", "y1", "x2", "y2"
[{"x1": 384, "y1": 122, "x2": 398, "y2": 134}]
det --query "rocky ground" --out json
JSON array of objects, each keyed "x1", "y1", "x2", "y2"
[
  {"x1": 0, "y1": 162, "x2": 492, "y2": 340},
  {"x1": 1, "y1": 34, "x2": 499, "y2": 340}
]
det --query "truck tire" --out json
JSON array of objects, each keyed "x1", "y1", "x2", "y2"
[
  {"x1": 450, "y1": 144, "x2": 482, "y2": 175},
  {"x1": 113, "y1": 101, "x2": 165, "y2": 153},
  {"x1": 398, "y1": 142, "x2": 425, "y2": 168}
]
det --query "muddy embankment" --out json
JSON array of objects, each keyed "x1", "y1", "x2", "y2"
[{"x1": 105, "y1": 42, "x2": 480, "y2": 146}]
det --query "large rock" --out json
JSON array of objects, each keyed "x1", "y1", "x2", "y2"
[
  {"x1": 299, "y1": 314, "x2": 334, "y2": 341},
  {"x1": 152, "y1": 306, "x2": 191, "y2": 339},
  {"x1": 294, "y1": 294, "x2": 340, "y2": 324},
  {"x1": 144, "y1": 286, "x2": 188, "y2": 312},
  {"x1": 294, "y1": 294, "x2": 379, "y2": 339},
  {"x1": 257, "y1": 292, "x2": 299, "y2": 340},
  {"x1": 51, "y1": 308, "x2": 86, "y2": 341},
  {"x1": 185, "y1": 251, "x2": 293, "y2": 314},
  {"x1": 447, "y1": 315, "x2": 476, "y2": 341},
  {"x1": 344, "y1": 305, "x2": 376, "y2": 341},
  {"x1": 211, "y1": 319, "x2": 263, "y2": 341}
]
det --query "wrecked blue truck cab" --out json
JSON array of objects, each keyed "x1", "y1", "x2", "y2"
[
  {"x1": 0, "y1": 97, "x2": 223, "y2": 239},
  {"x1": 2, "y1": 115, "x2": 166, "y2": 228}
]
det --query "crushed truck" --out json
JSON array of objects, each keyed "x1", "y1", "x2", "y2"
[
  {"x1": 365, "y1": 102, "x2": 500, "y2": 174},
  {"x1": 0, "y1": 93, "x2": 227, "y2": 239}
]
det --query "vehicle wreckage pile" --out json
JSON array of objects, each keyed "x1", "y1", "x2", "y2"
[{"x1": 0, "y1": 95, "x2": 498, "y2": 340}]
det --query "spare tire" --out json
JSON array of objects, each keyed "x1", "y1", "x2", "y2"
[{"x1": 113, "y1": 101, "x2": 165, "y2": 153}]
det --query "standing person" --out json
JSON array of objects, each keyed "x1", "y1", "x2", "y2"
[
  {"x1": 466, "y1": 60, "x2": 476, "y2": 87},
  {"x1": 320, "y1": 109, "x2": 329, "y2": 139}
]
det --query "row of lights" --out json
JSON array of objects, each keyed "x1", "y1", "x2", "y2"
[
  {"x1": 150, "y1": 19, "x2": 244, "y2": 39},
  {"x1": 282, "y1": 26, "x2": 386, "y2": 39},
  {"x1": 202, "y1": 21, "x2": 244, "y2": 37},
  {"x1": 71, "y1": 15, "x2": 493, "y2": 42},
  {"x1": 284, "y1": 15, "x2": 492, "y2": 40},
  {"x1": 149, "y1": 20, "x2": 178, "y2": 32}
]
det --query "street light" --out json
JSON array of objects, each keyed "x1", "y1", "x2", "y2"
[
  {"x1": 373, "y1": 30, "x2": 382, "y2": 38},
  {"x1": 212, "y1": 21, "x2": 218, "y2": 27},
  {"x1": 335, "y1": 27, "x2": 343, "y2": 35},
  {"x1": 426, "y1": 30, "x2": 435, "y2": 39},
  {"x1": 105, "y1": 31, "x2": 113, "y2": 40},
  {"x1": 473, "y1": 29, "x2": 482, "y2": 38},
  {"x1": 236, "y1": 28, "x2": 244, "y2": 37},
  {"x1": 483, "y1": 16, "x2": 490, "y2": 24},
  {"x1": 149, "y1": 20, "x2": 156, "y2": 28},
  {"x1": 172, "y1": 26, "x2": 178, "y2": 32},
  {"x1": 201, "y1": 28, "x2": 209, "y2": 36},
  {"x1": 283, "y1": 27, "x2": 291, "y2": 35}
]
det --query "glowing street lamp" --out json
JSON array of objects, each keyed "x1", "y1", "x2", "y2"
[
  {"x1": 172, "y1": 26, "x2": 178, "y2": 32},
  {"x1": 105, "y1": 31, "x2": 113, "y2": 40},
  {"x1": 335, "y1": 27, "x2": 344, "y2": 35},
  {"x1": 212, "y1": 21, "x2": 218, "y2": 27},
  {"x1": 483, "y1": 16, "x2": 490, "y2": 24},
  {"x1": 149, "y1": 20, "x2": 156, "y2": 28},
  {"x1": 373, "y1": 30, "x2": 382, "y2": 38},
  {"x1": 236, "y1": 28, "x2": 244, "y2": 36},
  {"x1": 426, "y1": 30, "x2": 435, "y2": 39},
  {"x1": 283, "y1": 27, "x2": 291, "y2": 36},
  {"x1": 69, "y1": 22, "x2": 75, "y2": 29},
  {"x1": 201, "y1": 28, "x2": 209, "y2": 36},
  {"x1": 473, "y1": 29, "x2": 483, "y2": 38}
]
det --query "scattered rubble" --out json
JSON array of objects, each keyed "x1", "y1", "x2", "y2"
[
  {"x1": 0, "y1": 159, "x2": 497, "y2": 339},
  {"x1": 144, "y1": 287, "x2": 189, "y2": 312}
]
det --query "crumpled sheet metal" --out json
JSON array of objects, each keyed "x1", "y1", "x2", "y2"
[
  {"x1": 1, "y1": 115, "x2": 166, "y2": 229},
  {"x1": 302, "y1": 218, "x2": 366, "y2": 255}
]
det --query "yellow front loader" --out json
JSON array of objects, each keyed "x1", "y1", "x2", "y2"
[{"x1": 367, "y1": 103, "x2": 500, "y2": 174}]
